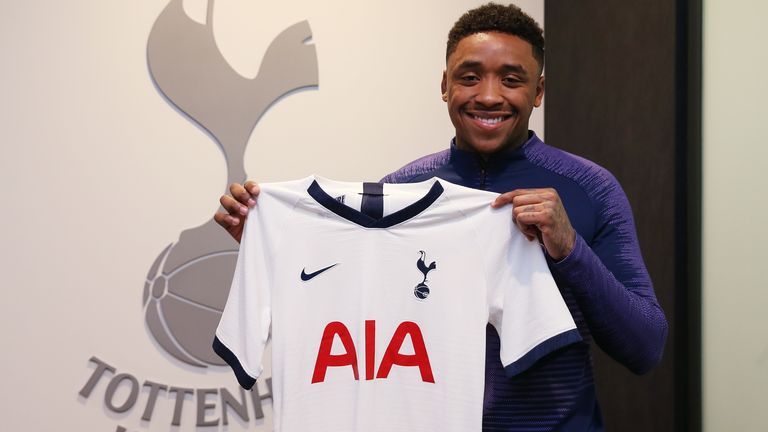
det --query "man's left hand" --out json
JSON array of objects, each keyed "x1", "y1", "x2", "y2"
[{"x1": 492, "y1": 188, "x2": 576, "y2": 261}]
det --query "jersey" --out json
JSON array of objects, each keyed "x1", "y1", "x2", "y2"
[{"x1": 213, "y1": 175, "x2": 582, "y2": 432}]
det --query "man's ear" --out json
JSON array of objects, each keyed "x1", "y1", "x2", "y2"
[
  {"x1": 534, "y1": 75, "x2": 545, "y2": 107},
  {"x1": 441, "y1": 71, "x2": 448, "y2": 100}
]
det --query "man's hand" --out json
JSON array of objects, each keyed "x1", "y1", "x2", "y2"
[
  {"x1": 492, "y1": 188, "x2": 576, "y2": 261},
  {"x1": 214, "y1": 181, "x2": 260, "y2": 243}
]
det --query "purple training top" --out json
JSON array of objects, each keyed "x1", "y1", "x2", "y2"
[{"x1": 382, "y1": 132, "x2": 668, "y2": 432}]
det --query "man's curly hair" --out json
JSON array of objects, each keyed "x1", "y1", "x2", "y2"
[{"x1": 446, "y1": 3, "x2": 544, "y2": 72}]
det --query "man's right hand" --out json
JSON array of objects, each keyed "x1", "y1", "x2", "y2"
[{"x1": 214, "y1": 181, "x2": 260, "y2": 243}]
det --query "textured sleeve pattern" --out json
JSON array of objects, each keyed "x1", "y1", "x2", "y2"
[
  {"x1": 528, "y1": 145, "x2": 668, "y2": 374},
  {"x1": 381, "y1": 149, "x2": 451, "y2": 183}
]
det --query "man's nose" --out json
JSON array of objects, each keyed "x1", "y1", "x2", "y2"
[{"x1": 475, "y1": 79, "x2": 503, "y2": 107}]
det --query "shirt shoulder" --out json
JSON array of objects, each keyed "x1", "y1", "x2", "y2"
[
  {"x1": 381, "y1": 149, "x2": 451, "y2": 183},
  {"x1": 259, "y1": 177, "x2": 313, "y2": 201},
  {"x1": 245, "y1": 177, "x2": 315, "y2": 247},
  {"x1": 525, "y1": 140, "x2": 623, "y2": 206},
  {"x1": 427, "y1": 179, "x2": 502, "y2": 225},
  {"x1": 524, "y1": 140, "x2": 632, "y2": 238}
]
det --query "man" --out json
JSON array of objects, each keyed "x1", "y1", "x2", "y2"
[{"x1": 215, "y1": 3, "x2": 667, "y2": 431}]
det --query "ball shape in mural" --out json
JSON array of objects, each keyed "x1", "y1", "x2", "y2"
[{"x1": 143, "y1": 243, "x2": 238, "y2": 367}]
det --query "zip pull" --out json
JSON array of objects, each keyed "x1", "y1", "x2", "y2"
[{"x1": 476, "y1": 156, "x2": 488, "y2": 190}]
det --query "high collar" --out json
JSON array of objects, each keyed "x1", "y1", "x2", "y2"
[{"x1": 449, "y1": 131, "x2": 542, "y2": 173}]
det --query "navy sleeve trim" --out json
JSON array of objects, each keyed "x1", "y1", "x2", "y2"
[
  {"x1": 503, "y1": 329, "x2": 583, "y2": 378},
  {"x1": 213, "y1": 336, "x2": 257, "y2": 390}
]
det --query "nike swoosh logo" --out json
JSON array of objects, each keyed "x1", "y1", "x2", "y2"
[{"x1": 301, "y1": 264, "x2": 338, "y2": 281}]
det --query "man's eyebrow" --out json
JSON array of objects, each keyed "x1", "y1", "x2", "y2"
[
  {"x1": 499, "y1": 63, "x2": 528, "y2": 76},
  {"x1": 453, "y1": 60, "x2": 529, "y2": 76},
  {"x1": 455, "y1": 60, "x2": 483, "y2": 70}
]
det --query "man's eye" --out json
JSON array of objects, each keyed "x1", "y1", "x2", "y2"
[
  {"x1": 503, "y1": 77, "x2": 523, "y2": 85},
  {"x1": 460, "y1": 75, "x2": 479, "y2": 82}
]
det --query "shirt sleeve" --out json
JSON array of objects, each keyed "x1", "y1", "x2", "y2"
[
  {"x1": 212, "y1": 193, "x2": 278, "y2": 390},
  {"x1": 549, "y1": 177, "x2": 668, "y2": 375},
  {"x1": 484, "y1": 207, "x2": 582, "y2": 378}
]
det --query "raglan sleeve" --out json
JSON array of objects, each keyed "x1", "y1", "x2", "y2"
[
  {"x1": 484, "y1": 207, "x2": 582, "y2": 378},
  {"x1": 212, "y1": 192, "x2": 278, "y2": 390}
]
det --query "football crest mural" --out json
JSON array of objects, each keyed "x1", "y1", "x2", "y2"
[{"x1": 144, "y1": 0, "x2": 318, "y2": 368}]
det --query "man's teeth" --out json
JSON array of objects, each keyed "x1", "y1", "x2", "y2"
[{"x1": 473, "y1": 115, "x2": 505, "y2": 125}]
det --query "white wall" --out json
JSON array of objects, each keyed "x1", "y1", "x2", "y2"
[
  {"x1": 0, "y1": 1, "x2": 543, "y2": 431},
  {"x1": 702, "y1": 1, "x2": 768, "y2": 431}
]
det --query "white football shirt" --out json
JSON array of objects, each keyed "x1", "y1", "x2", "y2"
[{"x1": 214, "y1": 176, "x2": 580, "y2": 432}]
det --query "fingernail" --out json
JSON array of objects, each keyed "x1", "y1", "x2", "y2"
[
  {"x1": 247, "y1": 198, "x2": 256, "y2": 207},
  {"x1": 228, "y1": 216, "x2": 240, "y2": 226},
  {"x1": 239, "y1": 206, "x2": 248, "y2": 215}
]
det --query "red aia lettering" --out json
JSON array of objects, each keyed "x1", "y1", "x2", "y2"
[
  {"x1": 312, "y1": 320, "x2": 434, "y2": 384},
  {"x1": 365, "y1": 320, "x2": 376, "y2": 381},
  {"x1": 376, "y1": 321, "x2": 435, "y2": 383},
  {"x1": 311, "y1": 321, "x2": 359, "y2": 383}
]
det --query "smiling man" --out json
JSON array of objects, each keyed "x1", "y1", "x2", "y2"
[
  {"x1": 216, "y1": 3, "x2": 667, "y2": 431},
  {"x1": 443, "y1": 31, "x2": 543, "y2": 157}
]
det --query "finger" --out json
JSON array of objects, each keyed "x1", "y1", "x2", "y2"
[
  {"x1": 512, "y1": 203, "x2": 545, "y2": 219},
  {"x1": 491, "y1": 189, "x2": 542, "y2": 208},
  {"x1": 243, "y1": 181, "x2": 261, "y2": 201},
  {"x1": 509, "y1": 206, "x2": 540, "y2": 237},
  {"x1": 220, "y1": 194, "x2": 249, "y2": 216},
  {"x1": 492, "y1": 191, "x2": 521, "y2": 208},
  {"x1": 516, "y1": 208, "x2": 567, "y2": 239},
  {"x1": 511, "y1": 193, "x2": 549, "y2": 208},
  {"x1": 522, "y1": 226, "x2": 538, "y2": 241},
  {"x1": 513, "y1": 204, "x2": 556, "y2": 226},
  {"x1": 513, "y1": 218, "x2": 539, "y2": 241},
  {"x1": 514, "y1": 210, "x2": 548, "y2": 228},
  {"x1": 229, "y1": 183, "x2": 256, "y2": 207},
  {"x1": 214, "y1": 211, "x2": 241, "y2": 228}
]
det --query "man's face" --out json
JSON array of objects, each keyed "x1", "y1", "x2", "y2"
[{"x1": 442, "y1": 32, "x2": 544, "y2": 154}]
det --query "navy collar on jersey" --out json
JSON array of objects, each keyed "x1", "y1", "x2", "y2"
[{"x1": 307, "y1": 179, "x2": 444, "y2": 228}]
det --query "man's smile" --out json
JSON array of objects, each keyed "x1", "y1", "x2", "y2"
[{"x1": 465, "y1": 111, "x2": 515, "y2": 128}]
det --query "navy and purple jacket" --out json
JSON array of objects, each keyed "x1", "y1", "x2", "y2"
[{"x1": 382, "y1": 132, "x2": 668, "y2": 432}]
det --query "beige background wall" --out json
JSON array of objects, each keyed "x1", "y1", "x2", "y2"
[
  {"x1": 702, "y1": 1, "x2": 768, "y2": 431},
  {"x1": 0, "y1": 1, "x2": 543, "y2": 431},
  {"x1": 8, "y1": 1, "x2": 767, "y2": 431}
]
